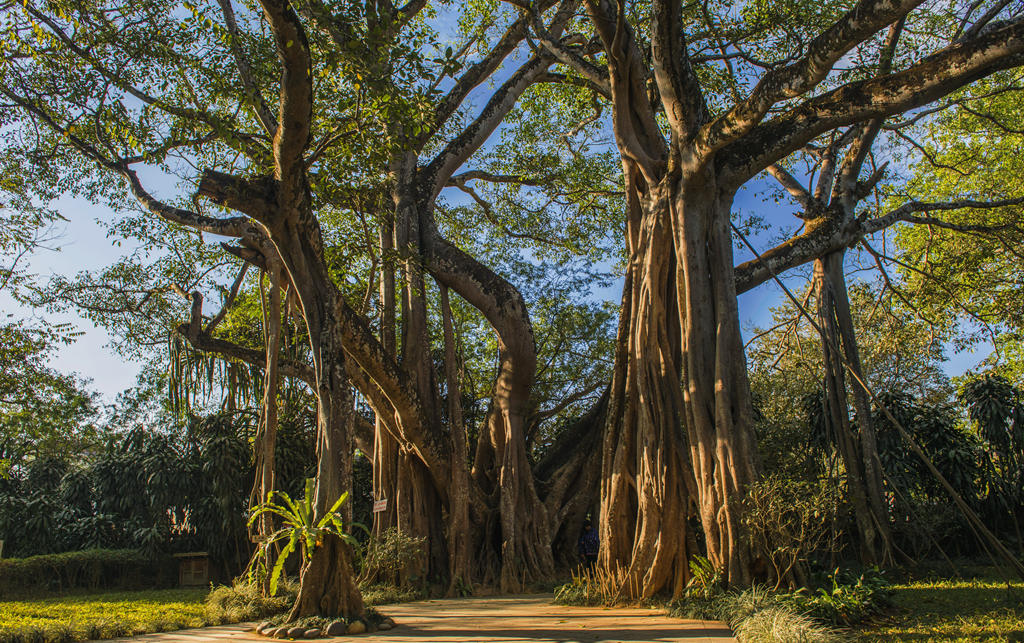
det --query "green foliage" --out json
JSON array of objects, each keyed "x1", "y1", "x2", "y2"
[
  {"x1": 0, "y1": 588, "x2": 213, "y2": 643},
  {"x1": 958, "y1": 373, "x2": 1024, "y2": 554},
  {"x1": 358, "y1": 527, "x2": 426, "y2": 586},
  {"x1": 670, "y1": 586, "x2": 849, "y2": 643},
  {"x1": 746, "y1": 278, "x2": 1011, "y2": 560},
  {"x1": 743, "y1": 475, "x2": 840, "y2": 588},
  {"x1": 248, "y1": 479, "x2": 361, "y2": 596},
  {"x1": 0, "y1": 322, "x2": 99, "y2": 479},
  {"x1": 686, "y1": 556, "x2": 723, "y2": 600},
  {"x1": 669, "y1": 572, "x2": 891, "y2": 641},
  {"x1": 733, "y1": 606, "x2": 846, "y2": 643},
  {"x1": 0, "y1": 412, "x2": 254, "y2": 571},
  {"x1": 204, "y1": 579, "x2": 296, "y2": 624},
  {"x1": 357, "y1": 584, "x2": 427, "y2": 606},
  {"x1": 892, "y1": 73, "x2": 1024, "y2": 359},
  {"x1": 0, "y1": 549, "x2": 175, "y2": 598},
  {"x1": 873, "y1": 392, "x2": 982, "y2": 503},
  {"x1": 784, "y1": 569, "x2": 893, "y2": 626}
]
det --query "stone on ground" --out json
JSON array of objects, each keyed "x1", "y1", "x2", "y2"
[
  {"x1": 346, "y1": 620, "x2": 366, "y2": 635},
  {"x1": 325, "y1": 621, "x2": 347, "y2": 636}
]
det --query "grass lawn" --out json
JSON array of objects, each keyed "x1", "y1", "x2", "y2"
[
  {"x1": 855, "y1": 572, "x2": 1024, "y2": 642},
  {"x1": 0, "y1": 588, "x2": 209, "y2": 643}
]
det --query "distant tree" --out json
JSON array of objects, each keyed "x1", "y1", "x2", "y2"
[{"x1": 0, "y1": 322, "x2": 99, "y2": 477}]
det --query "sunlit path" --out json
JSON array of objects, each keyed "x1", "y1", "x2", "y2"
[{"x1": 98, "y1": 595, "x2": 736, "y2": 643}]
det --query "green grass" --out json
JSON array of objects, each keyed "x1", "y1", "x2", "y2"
[
  {"x1": 0, "y1": 579, "x2": 428, "y2": 643},
  {"x1": 0, "y1": 588, "x2": 209, "y2": 643},
  {"x1": 855, "y1": 573, "x2": 1024, "y2": 642}
]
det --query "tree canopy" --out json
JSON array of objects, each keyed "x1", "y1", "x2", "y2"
[{"x1": 3, "y1": 0, "x2": 1024, "y2": 618}]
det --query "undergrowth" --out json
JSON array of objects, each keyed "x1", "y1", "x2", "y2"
[
  {"x1": 668, "y1": 586, "x2": 849, "y2": 642},
  {"x1": 555, "y1": 557, "x2": 892, "y2": 642},
  {"x1": 783, "y1": 569, "x2": 893, "y2": 626},
  {"x1": 204, "y1": 578, "x2": 298, "y2": 624},
  {"x1": 359, "y1": 583, "x2": 426, "y2": 606}
]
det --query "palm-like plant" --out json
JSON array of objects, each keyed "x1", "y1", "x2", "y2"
[{"x1": 248, "y1": 478, "x2": 360, "y2": 595}]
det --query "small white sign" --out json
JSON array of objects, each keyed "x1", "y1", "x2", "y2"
[{"x1": 372, "y1": 498, "x2": 388, "y2": 513}]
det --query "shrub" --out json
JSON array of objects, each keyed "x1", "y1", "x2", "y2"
[
  {"x1": 0, "y1": 549, "x2": 175, "y2": 597},
  {"x1": 0, "y1": 588, "x2": 206, "y2": 643},
  {"x1": 204, "y1": 579, "x2": 296, "y2": 624},
  {"x1": 248, "y1": 479, "x2": 361, "y2": 596},
  {"x1": 717, "y1": 586, "x2": 781, "y2": 628},
  {"x1": 734, "y1": 606, "x2": 847, "y2": 643},
  {"x1": 671, "y1": 578, "x2": 885, "y2": 641},
  {"x1": 685, "y1": 556, "x2": 722, "y2": 599},
  {"x1": 358, "y1": 527, "x2": 426, "y2": 586},
  {"x1": 742, "y1": 475, "x2": 840, "y2": 589},
  {"x1": 783, "y1": 568, "x2": 893, "y2": 626},
  {"x1": 553, "y1": 563, "x2": 634, "y2": 606},
  {"x1": 359, "y1": 584, "x2": 426, "y2": 606}
]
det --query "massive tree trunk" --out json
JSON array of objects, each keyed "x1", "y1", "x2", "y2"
[
  {"x1": 602, "y1": 167, "x2": 761, "y2": 594},
  {"x1": 288, "y1": 354, "x2": 364, "y2": 620},
  {"x1": 585, "y1": 0, "x2": 762, "y2": 591},
  {"x1": 285, "y1": 286, "x2": 365, "y2": 618},
  {"x1": 421, "y1": 216, "x2": 555, "y2": 591},
  {"x1": 599, "y1": 171, "x2": 695, "y2": 598},
  {"x1": 674, "y1": 171, "x2": 761, "y2": 587}
]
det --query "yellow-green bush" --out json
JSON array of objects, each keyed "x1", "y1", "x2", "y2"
[
  {"x1": 0, "y1": 589, "x2": 207, "y2": 643},
  {"x1": 0, "y1": 549, "x2": 175, "y2": 597},
  {"x1": 204, "y1": 579, "x2": 296, "y2": 624}
]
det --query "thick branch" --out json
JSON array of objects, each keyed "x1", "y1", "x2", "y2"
[
  {"x1": 257, "y1": 0, "x2": 313, "y2": 183},
  {"x1": 531, "y1": 0, "x2": 611, "y2": 96},
  {"x1": 204, "y1": 264, "x2": 250, "y2": 334},
  {"x1": 699, "y1": 0, "x2": 922, "y2": 151},
  {"x1": 432, "y1": 9, "x2": 552, "y2": 135},
  {"x1": 650, "y1": 0, "x2": 708, "y2": 137},
  {"x1": 721, "y1": 16, "x2": 1024, "y2": 185},
  {"x1": 734, "y1": 196, "x2": 1024, "y2": 293},
  {"x1": 4, "y1": 88, "x2": 254, "y2": 238},
  {"x1": 422, "y1": 53, "x2": 556, "y2": 199}
]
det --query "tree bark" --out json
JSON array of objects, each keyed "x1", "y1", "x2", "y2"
[
  {"x1": 251, "y1": 262, "x2": 283, "y2": 592},
  {"x1": 287, "y1": 321, "x2": 364, "y2": 619},
  {"x1": 440, "y1": 283, "x2": 473, "y2": 595},
  {"x1": 674, "y1": 169, "x2": 760, "y2": 588},
  {"x1": 599, "y1": 169, "x2": 695, "y2": 598},
  {"x1": 422, "y1": 220, "x2": 556, "y2": 591},
  {"x1": 814, "y1": 251, "x2": 893, "y2": 565},
  {"x1": 585, "y1": 0, "x2": 762, "y2": 588}
]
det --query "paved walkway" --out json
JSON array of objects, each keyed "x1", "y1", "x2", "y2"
[{"x1": 102, "y1": 595, "x2": 735, "y2": 643}]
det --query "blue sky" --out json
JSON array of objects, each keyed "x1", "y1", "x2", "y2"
[
  {"x1": 2, "y1": 197, "x2": 146, "y2": 399},
  {"x1": 4, "y1": 175, "x2": 988, "y2": 405},
  {"x1": 0, "y1": 3, "x2": 991, "y2": 404}
]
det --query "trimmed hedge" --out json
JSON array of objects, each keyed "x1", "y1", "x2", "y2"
[{"x1": 0, "y1": 549, "x2": 176, "y2": 597}]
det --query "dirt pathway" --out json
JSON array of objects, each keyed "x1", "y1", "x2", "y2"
[{"x1": 102, "y1": 595, "x2": 736, "y2": 642}]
